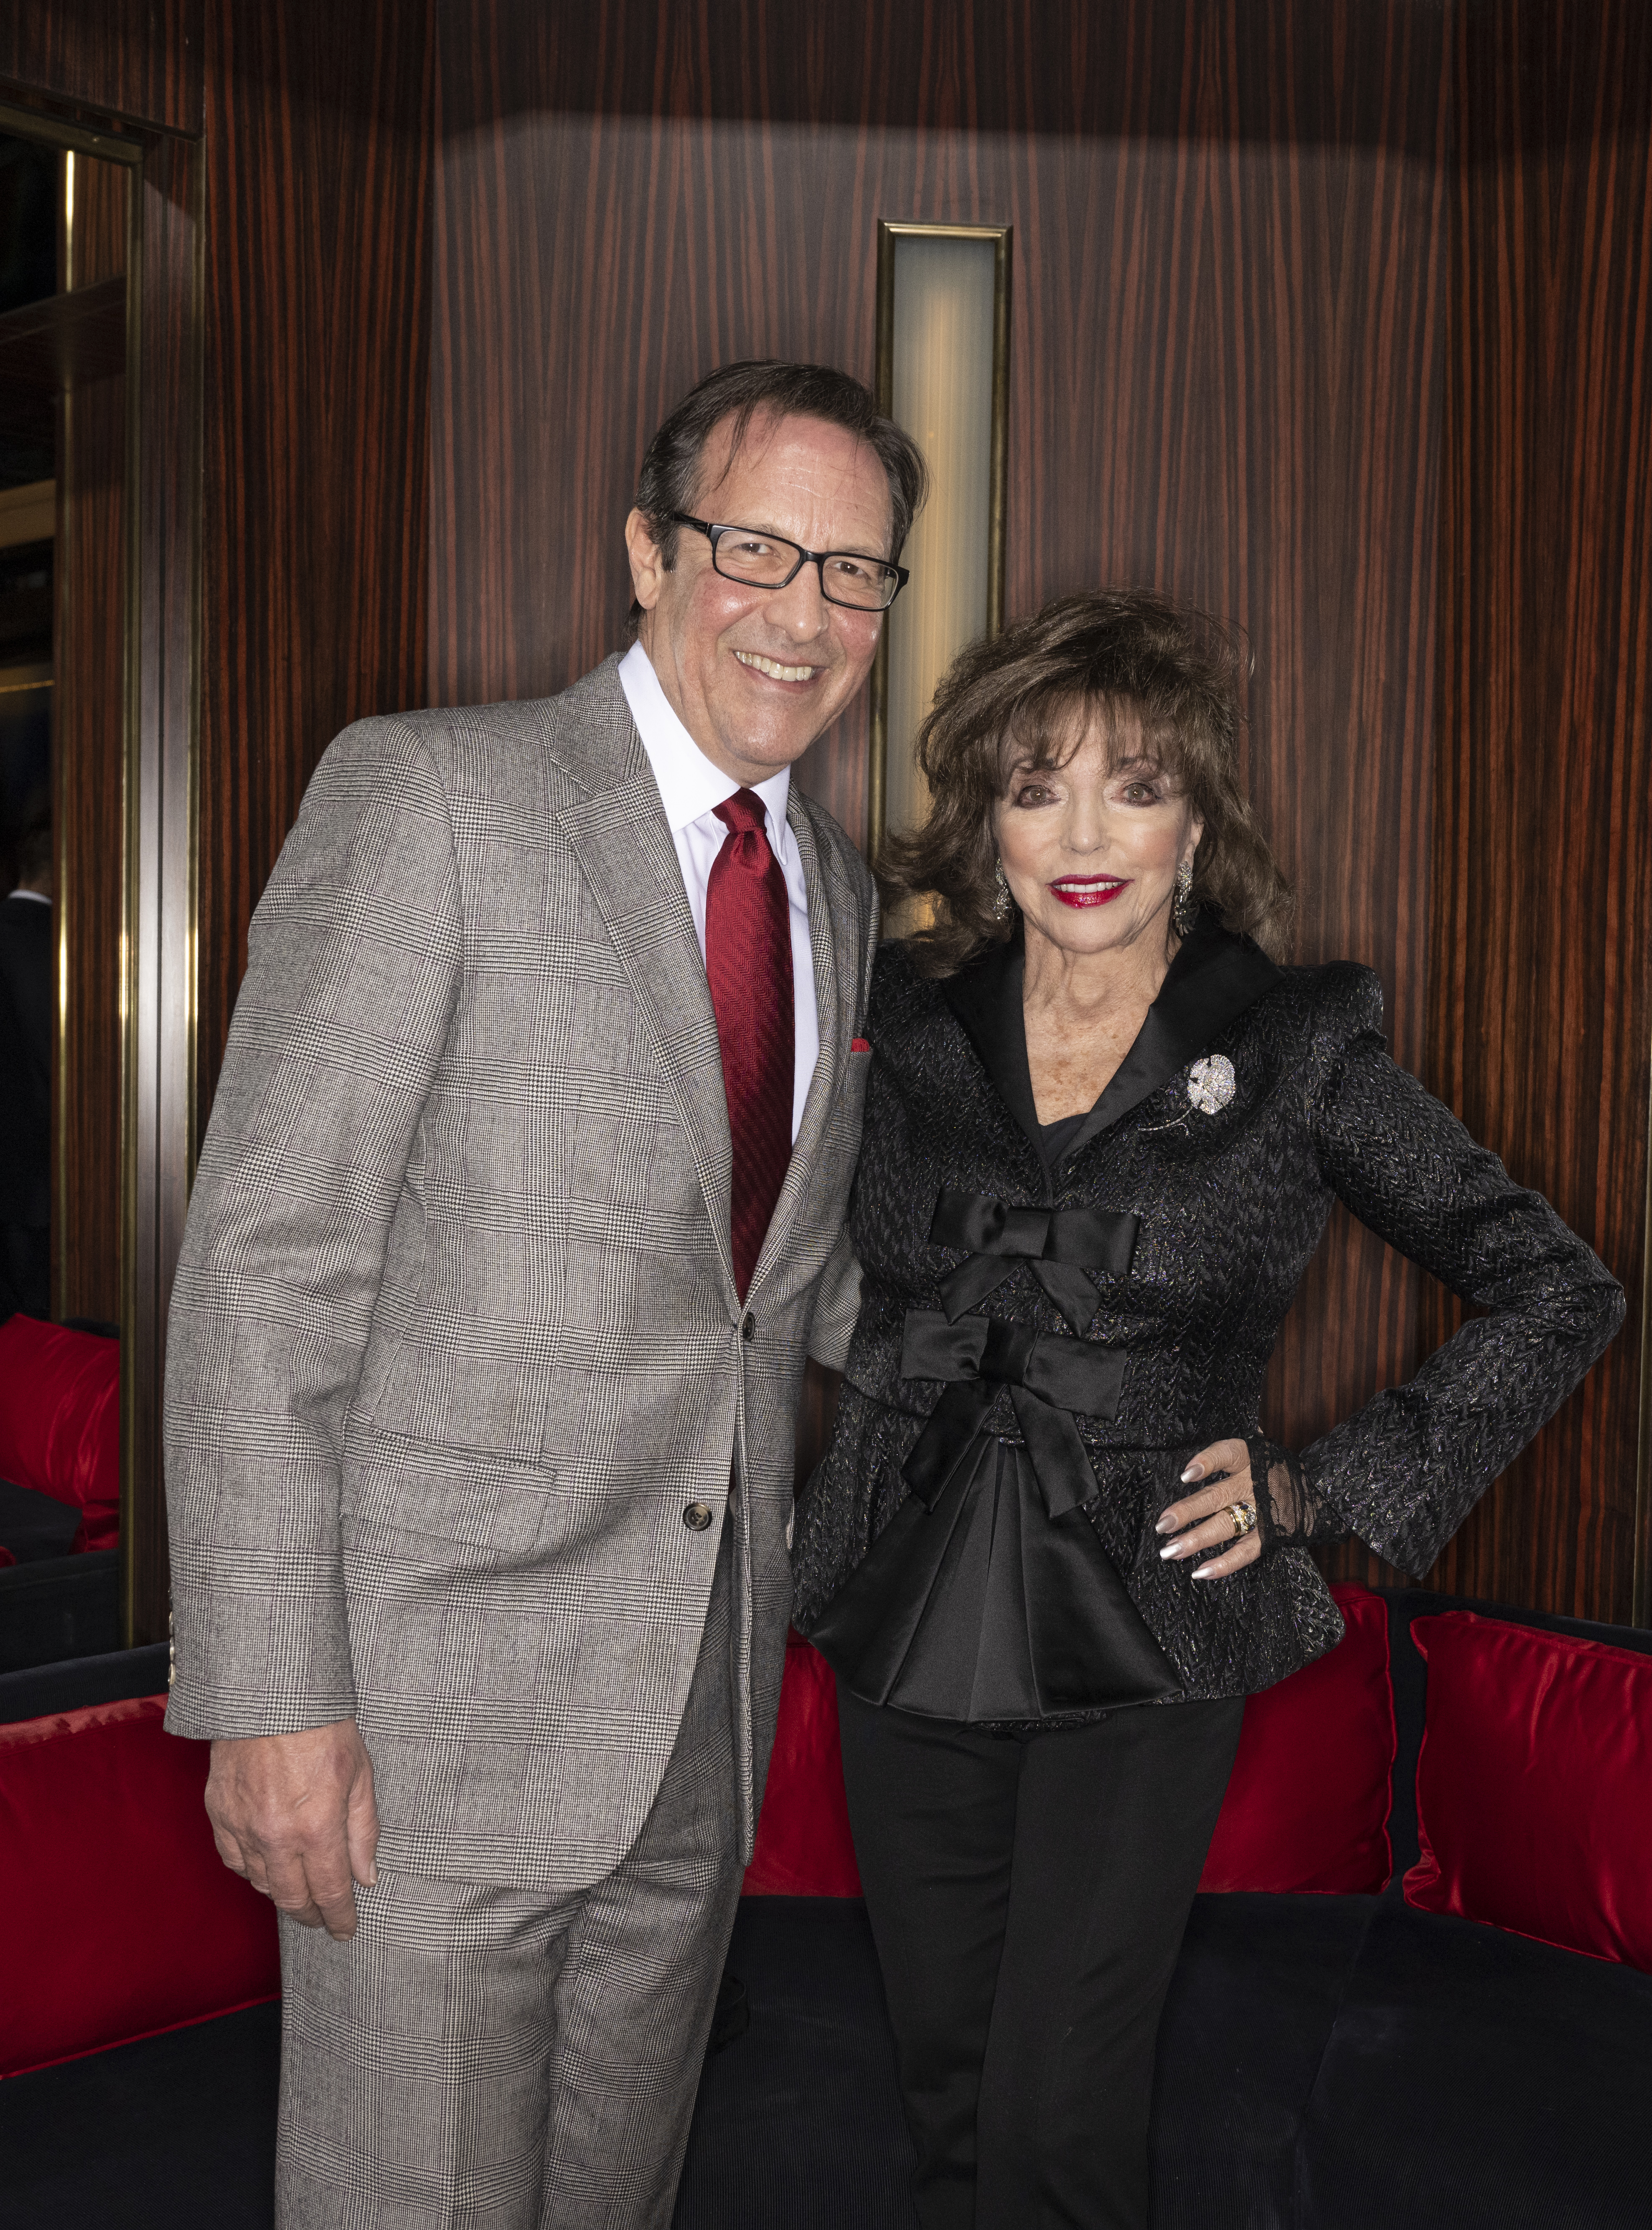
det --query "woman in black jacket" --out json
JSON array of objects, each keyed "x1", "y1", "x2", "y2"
[{"x1": 791, "y1": 589, "x2": 1624, "y2": 2230}]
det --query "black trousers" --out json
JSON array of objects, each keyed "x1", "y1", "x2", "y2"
[{"x1": 836, "y1": 1683, "x2": 1245, "y2": 2230}]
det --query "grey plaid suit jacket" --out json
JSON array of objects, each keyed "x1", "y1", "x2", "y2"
[{"x1": 164, "y1": 655, "x2": 877, "y2": 1895}]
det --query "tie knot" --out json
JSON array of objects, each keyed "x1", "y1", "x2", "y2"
[{"x1": 715, "y1": 789, "x2": 769, "y2": 841}]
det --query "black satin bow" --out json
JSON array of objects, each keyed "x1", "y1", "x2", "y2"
[
  {"x1": 930, "y1": 1189, "x2": 1138, "y2": 1333},
  {"x1": 900, "y1": 1309, "x2": 1126, "y2": 1521}
]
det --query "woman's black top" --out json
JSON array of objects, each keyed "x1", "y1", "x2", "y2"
[{"x1": 792, "y1": 920, "x2": 1624, "y2": 1721}]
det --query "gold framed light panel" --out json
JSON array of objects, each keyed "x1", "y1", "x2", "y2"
[{"x1": 869, "y1": 220, "x2": 1011, "y2": 857}]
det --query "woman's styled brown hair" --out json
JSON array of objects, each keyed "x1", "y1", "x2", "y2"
[{"x1": 879, "y1": 587, "x2": 1294, "y2": 974}]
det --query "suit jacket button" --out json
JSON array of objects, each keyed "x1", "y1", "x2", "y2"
[
  {"x1": 742, "y1": 1313, "x2": 756, "y2": 1342},
  {"x1": 683, "y1": 1502, "x2": 714, "y2": 1532}
]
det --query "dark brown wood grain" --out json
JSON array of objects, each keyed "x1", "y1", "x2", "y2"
[
  {"x1": 1413, "y1": 1, "x2": 1652, "y2": 1623},
  {"x1": 2, "y1": 81, "x2": 204, "y2": 1641},
  {"x1": 0, "y1": 0, "x2": 202, "y2": 138},
  {"x1": 432, "y1": 0, "x2": 1451, "y2": 1514},
  {"x1": 795, "y1": 1361, "x2": 843, "y2": 1497},
  {"x1": 15, "y1": 0, "x2": 1645, "y2": 1629},
  {"x1": 8, "y1": 0, "x2": 441, "y2": 1641},
  {"x1": 193, "y1": 0, "x2": 435, "y2": 1134},
  {"x1": 445, "y1": 0, "x2": 1443, "y2": 151},
  {"x1": 52, "y1": 152, "x2": 127, "y2": 1336},
  {"x1": 0, "y1": 277, "x2": 125, "y2": 408}
]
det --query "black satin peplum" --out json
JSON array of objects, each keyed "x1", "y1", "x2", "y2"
[
  {"x1": 809, "y1": 1433, "x2": 1180, "y2": 1720},
  {"x1": 811, "y1": 1187, "x2": 1180, "y2": 1718}
]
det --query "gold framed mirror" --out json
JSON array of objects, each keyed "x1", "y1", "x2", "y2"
[{"x1": 0, "y1": 99, "x2": 200, "y2": 1658}]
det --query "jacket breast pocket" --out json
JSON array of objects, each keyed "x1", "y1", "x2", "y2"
[{"x1": 344, "y1": 1423, "x2": 560, "y2": 1554}]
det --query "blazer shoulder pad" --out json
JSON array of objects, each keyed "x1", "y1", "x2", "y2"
[
  {"x1": 343, "y1": 665, "x2": 635, "y2": 807},
  {"x1": 867, "y1": 936, "x2": 945, "y2": 1034},
  {"x1": 1275, "y1": 958, "x2": 1386, "y2": 1044},
  {"x1": 295, "y1": 713, "x2": 455, "y2": 829}
]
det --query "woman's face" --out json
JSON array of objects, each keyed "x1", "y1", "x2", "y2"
[{"x1": 991, "y1": 710, "x2": 1203, "y2": 962}]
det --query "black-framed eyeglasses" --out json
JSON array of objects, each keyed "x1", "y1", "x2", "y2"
[{"x1": 670, "y1": 513, "x2": 909, "y2": 612}]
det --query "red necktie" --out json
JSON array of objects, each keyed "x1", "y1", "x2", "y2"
[{"x1": 705, "y1": 789, "x2": 795, "y2": 1298}]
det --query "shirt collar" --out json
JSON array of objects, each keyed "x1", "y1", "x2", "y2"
[{"x1": 618, "y1": 640, "x2": 791, "y2": 843}]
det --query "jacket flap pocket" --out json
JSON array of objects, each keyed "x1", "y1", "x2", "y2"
[{"x1": 349, "y1": 1425, "x2": 558, "y2": 1550}]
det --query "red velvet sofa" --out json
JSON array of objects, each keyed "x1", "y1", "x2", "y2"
[
  {"x1": 2, "y1": 1584, "x2": 1648, "y2": 2229},
  {"x1": 0, "y1": 1316, "x2": 123, "y2": 1679}
]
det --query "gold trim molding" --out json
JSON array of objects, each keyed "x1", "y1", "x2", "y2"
[{"x1": 869, "y1": 220, "x2": 1012, "y2": 859}]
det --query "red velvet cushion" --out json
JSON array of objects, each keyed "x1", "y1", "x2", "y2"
[
  {"x1": 1198, "y1": 1582, "x2": 1395, "y2": 1894},
  {"x1": 0, "y1": 1314, "x2": 121, "y2": 1552},
  {"x1": 0, "y1": 1697, "x2": 279, "y2": 2075},
  {"x1": 1405, "y1": 1611, "x2": 1652, "y2": 1971},
  {"x1": 744, "y1": 1630, "x2": 863, "y2": 1897},
  {"x1": 748, "y1": 1585, "x2": 1393, "y2": 1899}
]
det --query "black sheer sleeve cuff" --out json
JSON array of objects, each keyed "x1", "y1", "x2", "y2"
[{"x1": 1245, "y1": 1435, "x2": 1351, "y2": 1556}]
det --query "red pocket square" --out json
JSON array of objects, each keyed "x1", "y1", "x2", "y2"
[{"x1": 851, "y1": 1037, "x2": 872, "y2": 1053}]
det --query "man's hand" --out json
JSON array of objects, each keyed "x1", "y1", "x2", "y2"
[{"x1": 205, "y1": 1719, "x2": 379, "y2": 1940}]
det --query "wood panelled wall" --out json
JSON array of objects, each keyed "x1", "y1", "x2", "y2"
[
  {"x1": 431, "y1": 0, "x2": 1454, "y2": 1541},
  {"x1": 3, "y1": 0, "x2": 436, "y2": 1639},
  {"x1": 9, "y1": 0, "x2": 1649, "y2": 1626},
  {"x1": 0, "y1": 0, "x2": 202, "y2": 140},
  {"x1": 1416, "y1": 2, "x2": 1652, "y2": 1620},
  {"x1": 53, "y1": 150, "x2": 127, "y2": 1328},
  {"x1": 193, "y1": 0, "x2": 435, "y2": 1124},
  {"x1": 432, "y1": 0, "x2": 1649, "y2": 1619}
]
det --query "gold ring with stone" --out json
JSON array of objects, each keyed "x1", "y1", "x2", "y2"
[{"x1": 1228, "y1": 1501, "x2": 1257, "y2": 1539}]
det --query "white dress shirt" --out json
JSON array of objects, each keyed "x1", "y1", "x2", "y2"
[{"x1": 618, "y1": 640, "x2": 819, "y2": 1142}]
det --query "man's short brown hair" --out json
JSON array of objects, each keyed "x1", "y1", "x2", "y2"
[{"x1": 631, "y1": 360, "x2": 928, "y2": 597}]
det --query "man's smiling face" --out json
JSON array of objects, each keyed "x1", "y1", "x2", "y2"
[{"x1": 625, "y1": 409, "x2": 895, "y2": 786}]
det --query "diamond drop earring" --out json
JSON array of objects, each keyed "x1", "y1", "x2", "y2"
[
  {"x1": 1173, "y1": 859, "x2": 1197, "y2": 937},
  {"x1": 993, "y1": 858, "x2": 1014, "y2": 921}
]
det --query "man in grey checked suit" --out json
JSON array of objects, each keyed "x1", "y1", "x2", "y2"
[{"x1": 164, "y1": 360, "x2": 925, "y2": 2226}]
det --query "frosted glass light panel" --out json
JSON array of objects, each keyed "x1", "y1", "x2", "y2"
[{"x1": 872, "y1": 222, "x2": 1009, "y2": 851}]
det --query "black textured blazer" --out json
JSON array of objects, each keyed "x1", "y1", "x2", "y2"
[{"x1": 792, "y1": 919, "x2": 1624, "y2": 1704}]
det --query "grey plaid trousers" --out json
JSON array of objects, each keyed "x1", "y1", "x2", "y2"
[{"x1": 275, "y1": 1522, "x2": 742, "y2": 2229}]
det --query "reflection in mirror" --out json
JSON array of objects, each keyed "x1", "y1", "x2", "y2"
[{"x1": 0, "y1": 129, "x2": 129, "y2": 1681}]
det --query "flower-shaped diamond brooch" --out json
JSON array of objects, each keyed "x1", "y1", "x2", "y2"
[{"x1": 1186, "y1": 1054, "x2": 1236, "y2": 1115}]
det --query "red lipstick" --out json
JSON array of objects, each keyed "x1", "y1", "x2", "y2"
[{"x1": 1048, "y1": 877, "x2": 1131, "y2": 909}]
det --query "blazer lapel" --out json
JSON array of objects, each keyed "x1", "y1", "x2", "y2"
[
  {"x1": 940, "y1": 935, "x2": 1039, "y2": 1139},
  {"x1": 936, "y1": 918, "x2": 1282, "y2": 1183},
  {"x1": 553, "y1": 697, "x2": 737, "y2": 1303},
  {"x1": 1059, "y1": 917, "x2": 1281, "y2": 1163},
  {"x1": 940, "y1": 935, "x2": 1050, "y2": 1184}
]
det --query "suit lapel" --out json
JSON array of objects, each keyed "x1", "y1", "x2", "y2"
[
  {"x1": 552, "y1": 682, "x2": 737, "y2": 1302},
  {"x1": 745, "y1": 793, "x2": 851, "y2": 1298},
  {"x1": 553, "y1": 662, "x2": 874, "y2": 1307}
]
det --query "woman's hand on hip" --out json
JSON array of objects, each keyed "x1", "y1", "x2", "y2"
[{"x1": 1154, "y1": 1438, "x2": 1261, "y2": 1578}]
